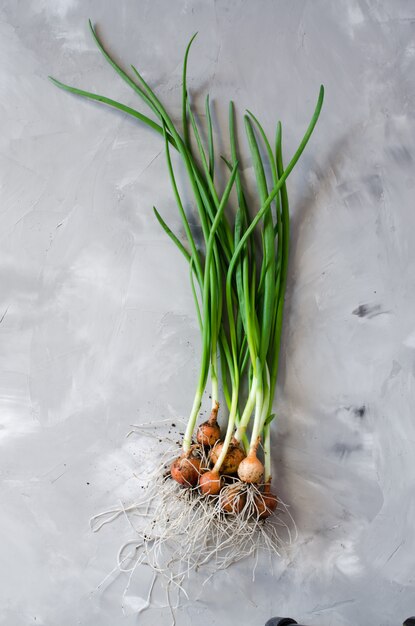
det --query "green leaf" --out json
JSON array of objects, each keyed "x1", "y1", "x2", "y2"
[{"x1": 264, "y1": 413, "x2": 276, "y2": 427}]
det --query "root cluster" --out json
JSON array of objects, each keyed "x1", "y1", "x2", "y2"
[{"x1": 91, "y1": 427, "x2": 296, "y2": 612}]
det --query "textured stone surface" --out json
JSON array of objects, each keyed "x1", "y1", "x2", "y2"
[{"x1": 1, "y1": 1, "x2": 415, "y2": 624}]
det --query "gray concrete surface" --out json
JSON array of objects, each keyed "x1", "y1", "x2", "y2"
[{"x1": 1, "y1": 1, "x2": 415, "y2": 625}]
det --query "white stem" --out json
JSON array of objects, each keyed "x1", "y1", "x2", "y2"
[
  {"x1": 250, "y1": 363, "x2": 270, "y2": 448},
  {"x1": 212, "y1": 388, "x2": 238, "y2": 472},
  {"x1": 264, "y1": 424, "x2": 272, "y2": 482},
  {"x1": 211, "y1": 373, "x2": 219, "y2": 409},
  {"x1": 234, "y1": 376, "x2": 258, "y2": 442},
  {"x1": 183, "y1": 389, "x2": 203, "y2": 452},
  {"x1": 210, "y1": 342, "x2": 219, "y2": 408},
  {"x1": 249, "y1": 384, "x2": 264, "y2": 451},
  {"x1": 259, "y1": 381, "x2": 270, "y2": 429}
]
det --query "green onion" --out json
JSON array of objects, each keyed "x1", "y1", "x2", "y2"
[{"x1": 50, "y1": 22, "x2": 323, "y2": 515}]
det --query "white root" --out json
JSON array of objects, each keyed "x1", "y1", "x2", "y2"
[{"x1": 90, "y1": 429, "x2": 296, "y2": 616}]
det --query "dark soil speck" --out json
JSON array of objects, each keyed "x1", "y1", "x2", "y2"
[{"x1": 354, "y1": 405, "x2": 366, "y2": 418}]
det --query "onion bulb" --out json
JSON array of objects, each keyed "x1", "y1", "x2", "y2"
[
  {"x1": 254, "y1": 481, "x2": 278, "y2": 519},
  {"x1": 219, "y1": 485, "x2": 246, "y2": 514},
  {"x1": 199, "y1": 470, "x2": 222, "y2": 496},
  {"x1": 237, "y1": 441, "x2": 264, "y2": 484},
  {"x1": 196, "y1": 402, "x2": 221, "y2": 447},
  {"x1": 170, "y1": 453, "x2": 201, "y2": 487},
  {"x1": 210, "y1": 440, "x2": 245, "y2": 474}
]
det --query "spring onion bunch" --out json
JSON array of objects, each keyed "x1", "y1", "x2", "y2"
[{"x1": 51, "y1": 22, "x2": 323, "y2": 522}]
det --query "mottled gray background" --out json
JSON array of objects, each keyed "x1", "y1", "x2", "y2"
[{"x1": 1, "y1": 1, "x2": 415, "y2": 625}]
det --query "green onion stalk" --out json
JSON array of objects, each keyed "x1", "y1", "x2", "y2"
[{"x1": 51, "y1": 22, "x2": 323, "y2": 507}]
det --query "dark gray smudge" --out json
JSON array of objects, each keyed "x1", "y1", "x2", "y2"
[
  {"x1": 352, "y1": 303, "x2": 382, "y2": 318},
  {"x1": 332, "y1": 442, "x2": 364, "y2": 459},
  {"x1": 388, "y1": 145, "x2": 412, "y2": 165},
  {"x1": 354, "y1": 406, "x2": 366, "y2": 419},
  {"x1": 365, "y1": 174, "x2": 383, "y2": 199}
]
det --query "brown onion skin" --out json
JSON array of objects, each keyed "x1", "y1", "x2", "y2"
[
  {"x1": 255, "y1": 482, "x2": 278, "y2": 519},
  {"x1": 219, "y1": 486, "x2": 246, "y2": 514},
  {"x1": 237, "y1": 445, "x2": 264, "y2": 484},
  {"x1": 196, "y1": 402, "x2": 221, "y2": 447},
  {"x1": 170, "y1": 455, "x2": 201, "y2": 487},
  {"x1": 199, "y1": 470, "x2": 222, "y2": 496},
  {"x1": 210, "y1": 441, "x2": 245, "y2": 474},
  {"x1": 196, "y1": 420, "x2": 221, "y2": 447}
]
